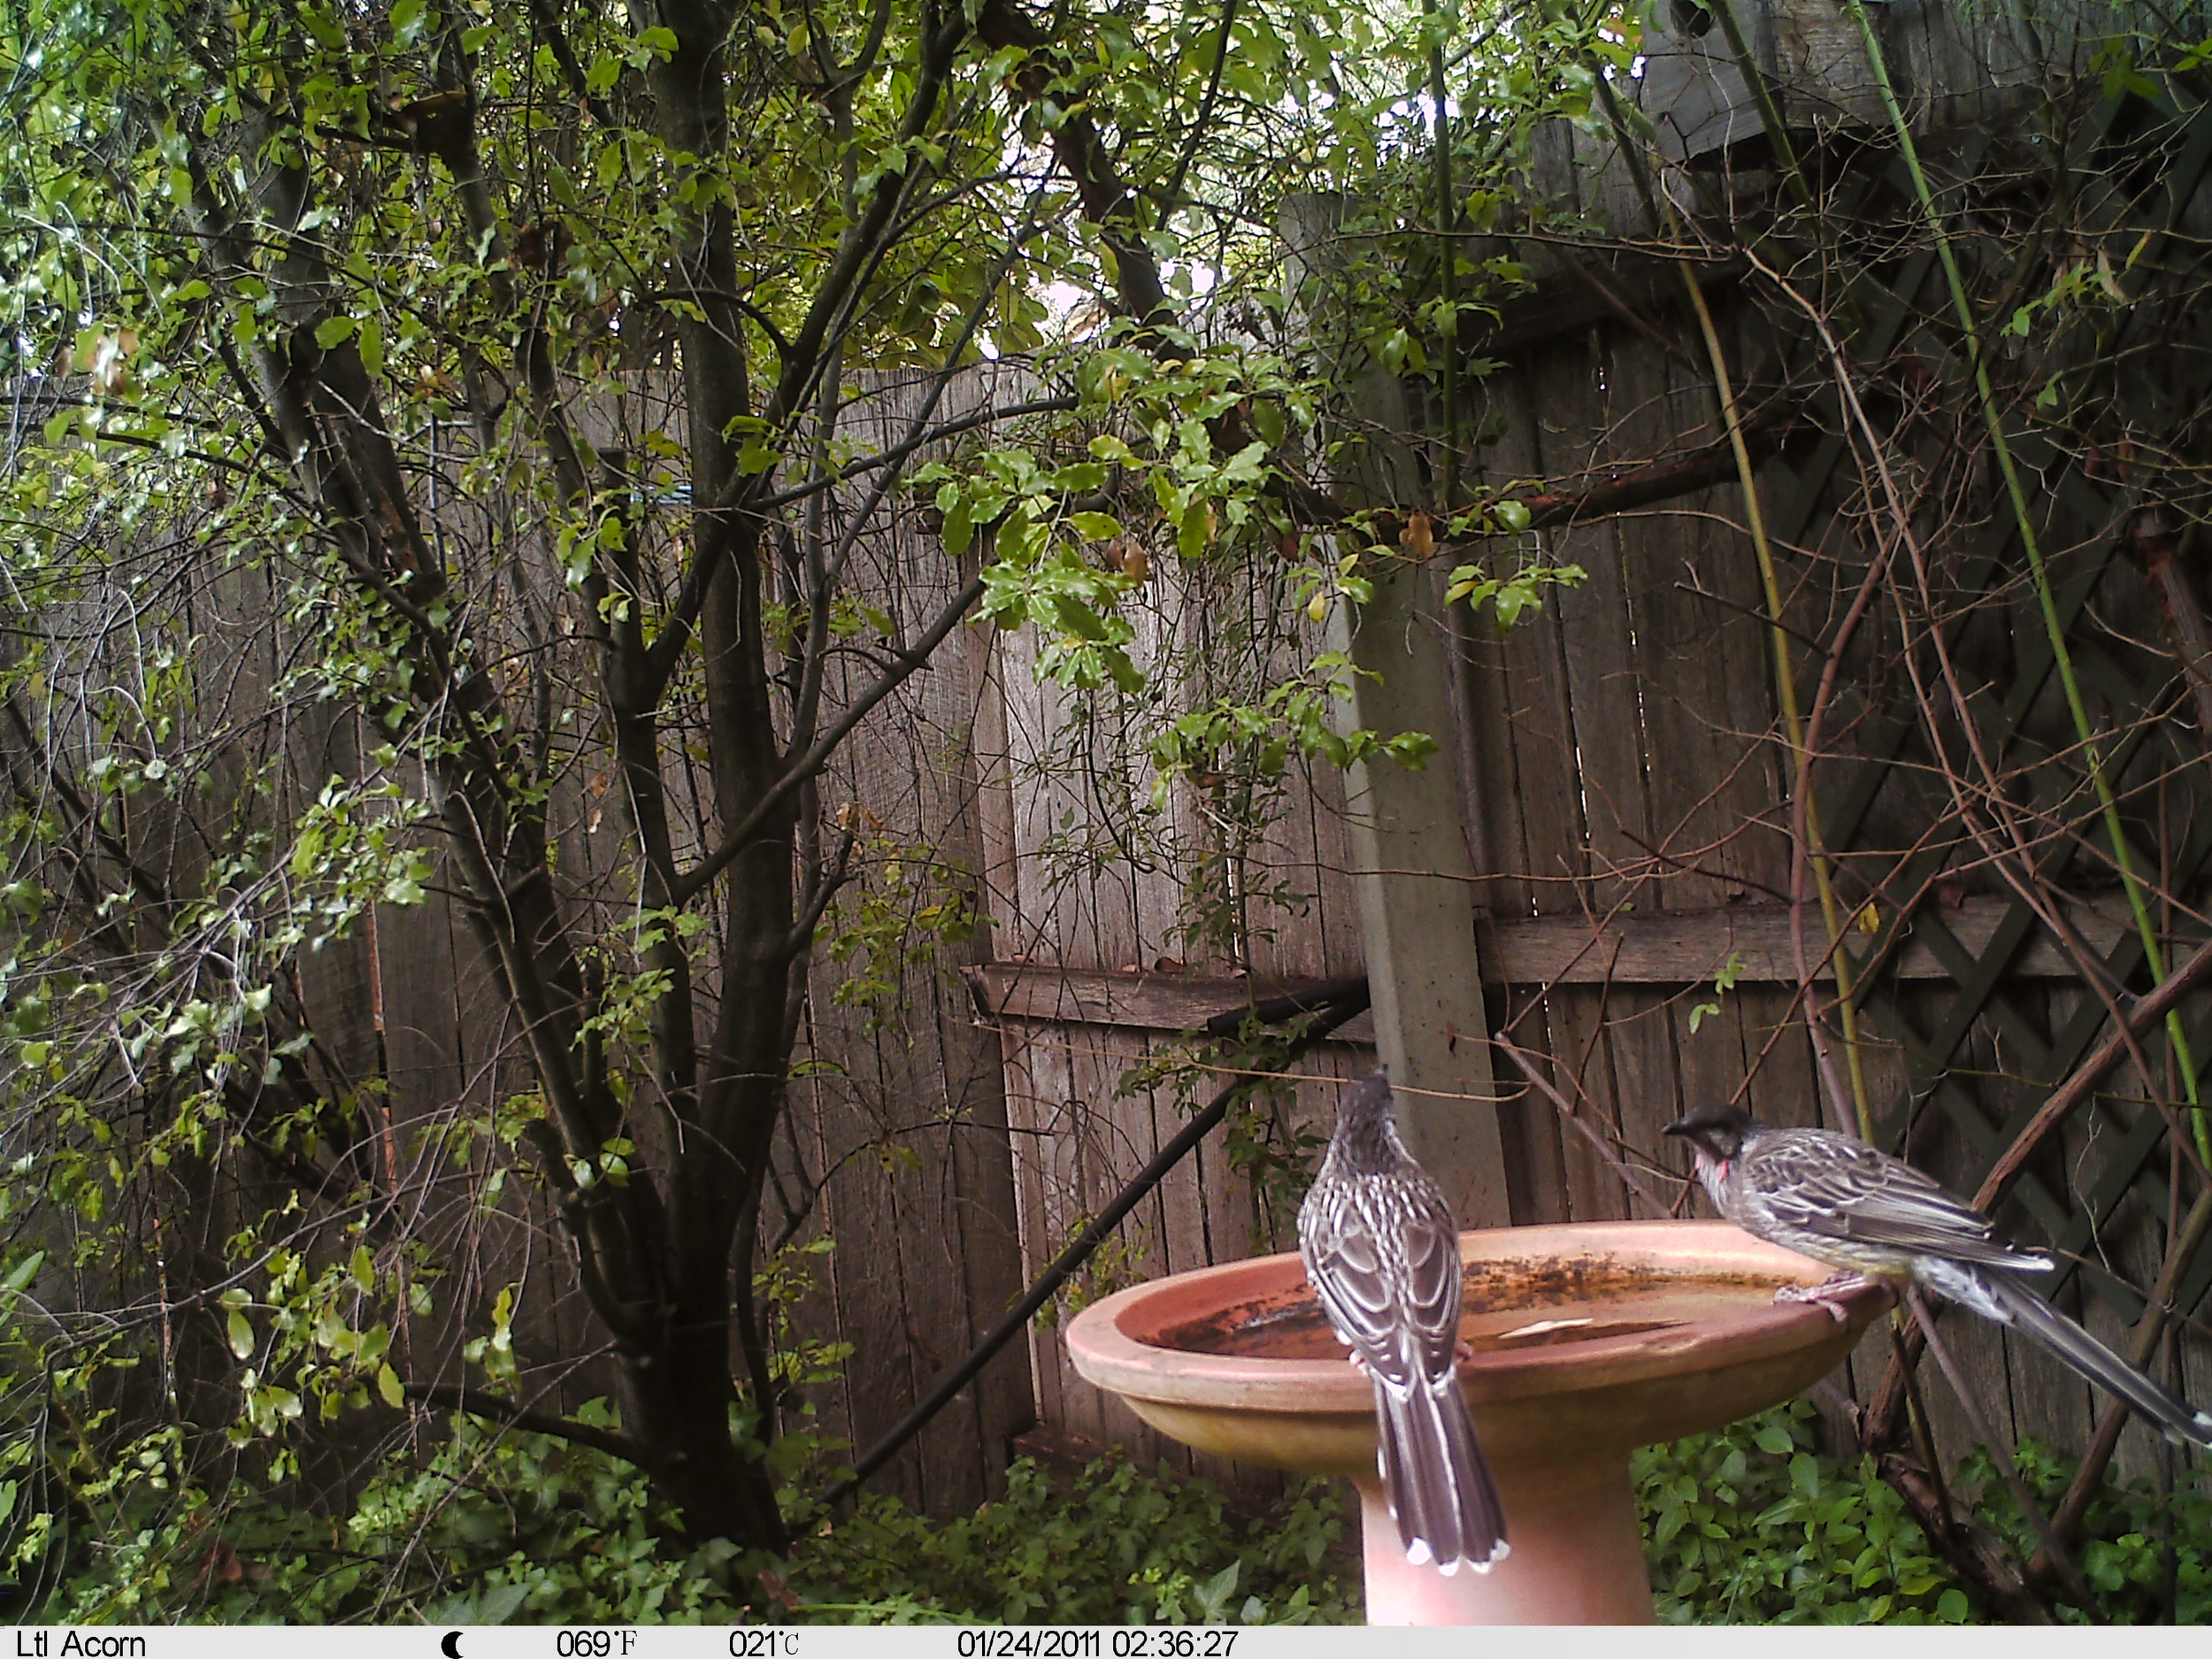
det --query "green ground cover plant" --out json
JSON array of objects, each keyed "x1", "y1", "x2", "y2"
[
  {"x1": 781, "y1": 1458, "x2": 1354, "y2": 1624},
  {"x1": 1966, "y1": 1440, "x2": 2210, "y2": 1624},
  {"x1": 12, "y1": 1421, "x2": 1355, "y2": 1626},
  {"x1": 1638, "y1": 1402, "x2": 1973, "y2": 1624},
  {"x1": 1636, "y1": 1402, "x2": 2210, "y2": 1625},
  {"x1": 5, "y1": 1400, "x2": 2202, "y2": 1624}
]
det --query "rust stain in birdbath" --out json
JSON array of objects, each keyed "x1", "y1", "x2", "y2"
[{"x1": 1153, "y1": 1255, "x2": 1787, "y2": 1360}]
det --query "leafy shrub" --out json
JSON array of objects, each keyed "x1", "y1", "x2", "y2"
[
  {"x1": 1637, "y1": 1401, "x2": 2212, "y2": 1626},
  {"x1": 780, "y1": 1455, "x2": 1356, "y2": 1624},
  {"x1": 42, "y1": 1407, "x2": 752, "y2": 1625},
  {"x1": 1635, "y1": 1401, "x2": 1972, "y2": 1624},
  {"x1": 1964, "y1": 1438, "x2": 2210, "y2": 1624},
  {"x1": 15, "y1": 1394, "x2": 2208, "y2": 1625},
  {"x1": 19, "y1": 1416, "x2": 1353, "y2": 1626}
]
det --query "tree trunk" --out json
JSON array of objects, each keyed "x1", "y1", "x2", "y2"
[{"x1": 618, "y1": 1316, "x2": 783, "y2": 1545}]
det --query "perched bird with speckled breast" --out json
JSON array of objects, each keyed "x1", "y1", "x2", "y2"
[
  {"x1": 1666, "y1": 1106, "x2": 2212, "y2": 1449},
  {"x1": 1298, "y1": 1069, "x2": 1508, "y2": 1574}
]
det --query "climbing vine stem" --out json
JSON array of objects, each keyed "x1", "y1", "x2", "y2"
[
  {"x1": 1590, "y1": 68, "x2": 1873, "y2": 1140},
  {"x1": 1843, "y1": 0, "x2": 2207, "y2": 1162}
]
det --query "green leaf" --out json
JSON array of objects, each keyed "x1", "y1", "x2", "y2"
[
  {"x1": 1220, "y1": 441, "x2": 1268, "y2": 484},
  {"x1": 1374, "y1": 326, "x2": 1425, "y2": 376},
  {"x1": 376, "y1": 1363, "x2": 404, "y2": 1409},
  {"x1": 1178, "y1": 500, "x2": 1214, "y2": 561},
  {"x1": 314, "y1": 315, "x2": 357, "y2": 351},
  {"x1": 478, "y1": 1583, "x2": 531, "y2": 1624},
  {"x1": 1789, "y1": 1452, "x2": 1820, "y2": 1500},
  {"x1": 300, "y1": 6, "x2": 347, "y2": 50},
  {"x1": 942, "y1": 495, "x2": 974, "y2": 559},
  {"x1": 426, "y1": 1582, "x2": 531, "y2": 1626},
  {"x1": 1049, "y1": 461, "x2": 1107, "y2": 492},
  {"x1": 1, "y1": 1251, "x2": 44, "y2": 1294},
  {"x1": 1067, "y1": 512, "x2": 1121, "y2": 541},
  {"x1": 227, "y1": 1308, "x2": 255, "y2": 1360}
]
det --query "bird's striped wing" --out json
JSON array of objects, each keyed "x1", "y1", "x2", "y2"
[
  {"x1": 1747, "y1": 1130, "x2": 2045, "y2": 1271},
  {"x1": 1301, "y1": 1172, "x2": 1463, "y2": 1392}
]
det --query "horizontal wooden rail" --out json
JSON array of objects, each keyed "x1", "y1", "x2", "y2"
[
  {"x1": 1479, "y1": 895, "x2": 2124, "y2": 987},
  {"x1": 965, "y1": 896, "x2": 2139, "y2": 1034}
]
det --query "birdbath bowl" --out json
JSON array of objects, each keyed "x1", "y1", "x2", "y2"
[{"x1": 1064, "y1": 1219, "x2": 1890, "y2": 1624}]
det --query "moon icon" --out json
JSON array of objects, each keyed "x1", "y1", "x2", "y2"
[{"x1": 441, "y1": 1634, "x2": 464, "y2": 1659}]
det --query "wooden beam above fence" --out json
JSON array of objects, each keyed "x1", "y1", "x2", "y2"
[
  {"x1": 964, "y1": 895, "x2": 2124, "y2": 1037},
  {"x1": 1464, "y1": 250, "x2": 1744, "y2": 360}
]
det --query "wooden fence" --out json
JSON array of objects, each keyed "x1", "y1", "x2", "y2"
[{"x1": 953, "y1": 13, "x2": 2212, "y2": 1511}]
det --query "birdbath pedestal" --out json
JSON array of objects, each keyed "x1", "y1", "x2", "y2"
[{"x1": 1064, "y1": 1219, "x2": 1889, "y2": 1624}]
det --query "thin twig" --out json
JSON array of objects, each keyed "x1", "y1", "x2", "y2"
[
  {"x1": 403, "y1": 1381, "x2": 655, "y2": 1469},
  {"x1": 1491, "y1": 1029, "x2": 1672, "y2": 1216},
  {"x1": 1904, "y1": 1289, "x2": 2102, "y2": 1620},
  {"x1": 2033, "y1": 1182, "x2": 2212, "y2": 1572}
]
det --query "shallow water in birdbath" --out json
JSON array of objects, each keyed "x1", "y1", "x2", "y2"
[{"x1": 1145, "y1": 1254, "x2": 1790, "y2": 1362}]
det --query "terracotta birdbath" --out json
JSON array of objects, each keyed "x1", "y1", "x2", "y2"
[{"x1": 1064, "y1": 1219, "x2": 1889, "y2": 1624}]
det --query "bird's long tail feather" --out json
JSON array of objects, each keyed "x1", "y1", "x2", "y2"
[
  {"x1": 1376, "y1": 1379, "x2": 1509, "y2": 1573},
  {"x1": 1983, "y1": 1273, "x2": 2212, "y2": 1449}
]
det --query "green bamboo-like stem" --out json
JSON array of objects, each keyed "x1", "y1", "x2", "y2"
[
  {"x1": 1591, "y1": 72, "x2": 1874, "y2": 1138},
  {"x1": 1841, "y1": 0, "x2": 2207, "y2": 1162},
  {"x1": 1681, "y1": 273, "x2": 1875, "y2": 1141},
  {"x1": 1693, "y1": 0, "x2": 1871, "y2": 1134}
]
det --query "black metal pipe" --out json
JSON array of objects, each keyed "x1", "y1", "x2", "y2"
[{"x1": 1202, "y1": 972, "x2": 1370, "y2": 1036}]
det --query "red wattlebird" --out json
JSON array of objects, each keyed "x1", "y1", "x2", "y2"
[
  {"x1": 1299, "y1": 1070, "x2": 1508, "y2": 1573},
  {"x1": 1666, "y1": 1107, "x2": 2212, "y2": 1449}
]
